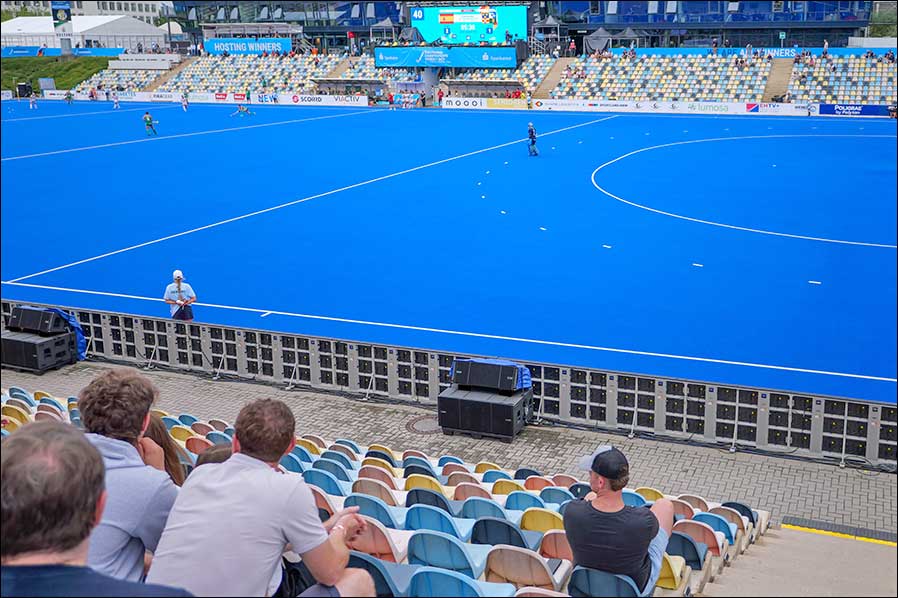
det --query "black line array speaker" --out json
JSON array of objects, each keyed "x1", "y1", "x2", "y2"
[
  {"x1": 1, "y1": 330, "x2": 76, "y2": 373},
  {"x1": 7, "y1": 306, "x2": 68, "y2": 336},
  {"x1": 438, "y1": 385, "x2": 533, "y2": 442},
  {"x1": 452, "y1": 360, "x2": 518, "y2": 394}
]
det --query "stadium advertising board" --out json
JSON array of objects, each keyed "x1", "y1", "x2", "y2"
[
  {"x1": 611, "y1": 47, "x2": 896, "y2": 58},
  {"x1": 1, "y1": 46, "x2": 123, "y2": 56},
  {"x1": 441, "y1": 97, "x2": 485, "y2": 108},
  {"x1": 279, "y1": 94, "x2": 368, "y2": 106},
  {"x1": 374, "y1": 46, "x2": 517, "y2": 68},
  {"x1": 150, "y1": 91, "x2": 178, "y2": 102},
  {"x1": 1, "y1": 90, "x2": 13, "y2": 100},
  {"x1": 530, "y1": 98, "x2": 813, "y2": 116},
  {"x1": 486, "y1": 98, "x2": 527, "y2": 109},
  {"x1": 203, "y1": 37, "x2": 291, "y2": 55},
  {"x1": 818, "y1": 103, "x2": 891, "y2": 117},
  {"x1": 253, "y1": 93, "x2": 279, "y2": 104},
  {"x1": 410, "y1": 5, "x2": 527, "y2": 45},
  {"x1": 42, "y1": 90, "x2": 69, "y2": 99},
  {"x1": 1, "y1": 46, "x2": 41, "y2": 57},
  {"x1": 442, "y1": 97, "x2": 526, "y2": 109},
  {"x1": 189, "y1": 92, "x2": 215, "y2": 103}
]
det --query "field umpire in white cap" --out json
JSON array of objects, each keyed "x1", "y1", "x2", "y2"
[{"x1": 163, "y1": 269, "x2": 196, "y2": 322}]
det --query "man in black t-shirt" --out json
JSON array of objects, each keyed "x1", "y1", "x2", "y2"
[{"x1": 563, "y1": 446, "x2": 674, "y2": 595}]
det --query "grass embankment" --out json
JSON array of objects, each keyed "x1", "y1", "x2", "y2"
[{"x1": 1, "y1": 56, "x2": 110, "y2": 91}]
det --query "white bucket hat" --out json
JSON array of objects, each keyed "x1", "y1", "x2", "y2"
[{"x1": 172, "y1": 269, "x2": 184, "y2": 280}]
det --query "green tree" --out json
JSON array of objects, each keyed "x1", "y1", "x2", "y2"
[
  {"x1": 870, "y1": 5, "x2": 897, "y2": 37},
  {"x1": 1, "y1": 7, "x2": 43, "y2": 22}
]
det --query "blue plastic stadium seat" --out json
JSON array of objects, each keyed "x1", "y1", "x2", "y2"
[
  {"x1": 407, "y1": 566, "x2": 516, "y2": 597},
  {"x1": 320, "y1": 449, "x2": 357, "y2": 471},
  {"x1": 408, "y1": 530, "x2": 494, "y2": 579},
  {"x1": 405, "y1": 504, "x2": 477, "y2": 541},
  {"x1": 540, "y1": 487, "x2": 575, "y2": 505},
  {"x1": 366, "y1": 449, "x2": 398, "y2": 467},
  {"x1": 344, "y1": 493, "x2": 408, "y2": 529},
  {"x1": 460, "y1": 497, "x2": 524, "y2": 526},
  {"x1": 504, "y1": 491, "x2": 545, "y2": 512},
  {"x1": 693, "y1": 512, "x2": 737, "y2": 545},
  {"x1": 7, "y1": 387, "x2": 34, "y2": 405},
  {"x1": 178, "y1": 413, "x2": 199, "y2": 426},
  {"x1": 569, "y1": 483, "x2": 592, "y2": 499},
  {"x1": 403, "y1": 456, "x2": 436, "y2": 472},
  {"x1": 666, "y1": 531, "x2": 708, "y2": 571},
  {"x1": 291, "y1": 444, "x2": 315, "y2": 463},
  {"x1": 470, "y1": 517, "x2": 543, "y2": 551},
  {"x1": 514, "y1": 467, "x2": 542, "y2": 480},
  {"x1": 334, "y1": 438, "x2": 361, "y2": 454},
  {"x1": 438, "y1": 455, "x2": 465, "y2": 467},
  {"x1": 205, "y1": 431, "x2": 232, "y2": 446},
  {"x1": 303, "y1": 468, "x2": 352, "y2": 497},
  {"x1": 313, "y1": 458, "x2": 358, "y2": 482},
  {"x1": 482, "y1": 470, "x2": 513, "y2": 484},
  {"x1": 39, "y1": 397, "x2": 66, "y2": 413},
  {"x1": 162, "y1": 416, "x2": 182, "y2": 431},
  {"x1": 722, "y1": 501, "x2": 759, "y2": 528},
  {"x1": 622, "y1": 489, "x2": 647, "y2": 507},
  {"x1": 406, "y1": 488, "x2": 464, "y2": 517},
  {"x1": 279, "y1": 453, "x2": 304, "y2": 474},
  {"x1": 348, "y1": 551, "x2": 420, "y2": 597},
  {"x1": 569, "y1": 565, "x2": 647, "y2": 598}
]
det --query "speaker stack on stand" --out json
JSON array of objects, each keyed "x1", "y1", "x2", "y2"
[
  {"x1": 437, "y1": 358, "x2": 534, "y2": 443},
  {"x1": 1, "y1": 306, "x2": 77, "y2": 373}
]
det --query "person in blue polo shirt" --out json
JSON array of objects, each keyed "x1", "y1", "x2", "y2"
[
  {"x1": 163, "y1": 270, "x2": 196, "y2": 322},
  {"x1": 0, "y1": 422, "x2": 191, "y2": 598}
]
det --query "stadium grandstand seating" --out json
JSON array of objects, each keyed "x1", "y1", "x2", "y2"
[
  {"x1": 787, "y1": 54, "x2": 897, "y2": 105},
  {"x1": 444, "y1": 55, "x2": 556, "y2": 93},
  {"x1": 550, "y1": 54, "x2": 771, "y2": 102},
  {"x1": 341, "y1": 56, "x2": 419, "y2": 83},
  {"x1": 74, "y1": 69, "x2": 163, "y2": 93},
  {"x1": 157, "y1": 53, "x2": 344, "y2": 95},
  {"x1": 2, "y1": 384, "x2": 775, "y2": 597}
]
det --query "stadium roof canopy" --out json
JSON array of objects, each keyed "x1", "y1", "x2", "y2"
[{"x1": 1, "y1": 15, "x2": 161, "y2": 36}]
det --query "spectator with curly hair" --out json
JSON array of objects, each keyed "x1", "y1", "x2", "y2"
[
  {"x1": 1, "y1": 421, "x2": 191, "y2": 597},
  {"x1": 79, "y1": 369, "x2": 179, "y2": 582}
]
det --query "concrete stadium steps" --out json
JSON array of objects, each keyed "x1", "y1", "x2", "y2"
[
  {"x1": 762, "y1": 58, "x2": 794, "y2": 102},
  {"x1": 533, "y1": 57, "x2": 577, "y2": 99},
  {"x1": 326, "y1": 56, "x2": 355, "y2": 79},
  {"x1": 144, "y1": 56, "x2": 197, "y2": 92},
  {"x1": 700, "y1": 527, "x2": 896, "y2": 597}
]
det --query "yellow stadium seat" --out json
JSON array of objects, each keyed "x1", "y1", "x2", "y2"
[
  {"x1": 169, "y1": 425, "x2": 195, "y2": 442},
  {"x1": 2, "y1": 404, "x2": 31, "y2": 425},
  {"x1": 296, "y1": 438, "x2": 322, "y2": 456},
  {"x1": 520, "y1": 508, "x2": 564, "y2": 533}
]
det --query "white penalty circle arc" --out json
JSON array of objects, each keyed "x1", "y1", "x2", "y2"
[{"x1": 590, "y1": 134, "x2": 898, "y2": 249}]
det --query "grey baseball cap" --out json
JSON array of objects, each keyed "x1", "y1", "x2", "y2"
[{"x1": 577, "y1": 445, "x2": 629, "y2": 480}]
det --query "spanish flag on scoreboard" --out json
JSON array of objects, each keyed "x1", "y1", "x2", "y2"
[{"x1": 439, "y1": 13, "x2": 455, "y2": 24}]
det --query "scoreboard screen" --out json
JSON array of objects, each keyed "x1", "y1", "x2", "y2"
[{"x1": 410, "y1": 5, "x2": 527, "y2": 45}]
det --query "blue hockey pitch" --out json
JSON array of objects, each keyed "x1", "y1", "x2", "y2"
[{"x1": 2, "y1": 99, "x2": 895, "y2": 403}]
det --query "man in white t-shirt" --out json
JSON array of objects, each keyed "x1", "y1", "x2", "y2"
[{"x1": 147, "y1": 399, "x2": 374, "y2": 597}]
